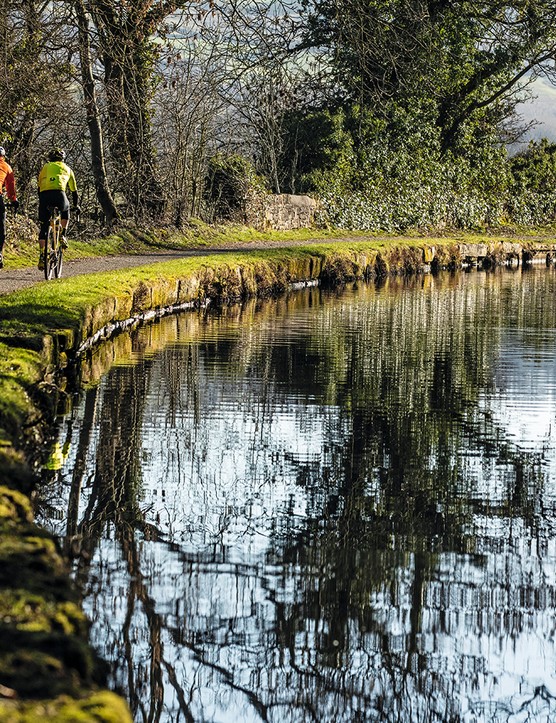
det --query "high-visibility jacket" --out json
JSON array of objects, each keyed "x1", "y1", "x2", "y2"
[
  {"x1": 38, "y1": 161, "x2": 77, "y2": 193},
  {"x1": 0, "y1": 158, "x2": 17, "y2": 201}
]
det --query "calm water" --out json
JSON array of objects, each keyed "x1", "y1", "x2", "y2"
[{"x1": 37, "y1": 268, "x2": 556, "y2": 723}]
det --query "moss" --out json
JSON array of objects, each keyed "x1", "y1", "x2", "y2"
[
  {"x1": 0, "y1": 487, "x2": 33, "y2": 524},
  {"x1": 0, "y1": 623, "x2": 99, "y2": 697},
  {"x1": 0, "y1": 691, "x2": 132, "y2": 722},
  {"x1": 0, "y1": 591, "x2": 86, "y2": 635},
  {"x1": 0, "y1": 648, "x2": 67, "y2": 695},
  {"x1": 0, "y1": 342, "x2": 43, "y2": 438},
  {"x1": 0, "y1": 446, "x2": 34, "y2": 494},
  {"x1": 131, "y1": 280, "x2": 151, "y2": 312},
  {"x1": 320, "y1": 253, "x2": 360, "y2": 285},
  {"x1": 0, "y1": 534, "x2": 73, "y2": 595}
]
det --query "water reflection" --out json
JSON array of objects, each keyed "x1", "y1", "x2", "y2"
[{"x1": 37, "y1": 268, "x2": 556, "y2": 722}]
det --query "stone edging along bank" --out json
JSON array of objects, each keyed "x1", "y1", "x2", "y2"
[
  {"x1": 74, "y1": 237, "x2": 549, "y2": 352},
  {"x1": 0, "y1": 238, "x2": 552, "y2": 719}
]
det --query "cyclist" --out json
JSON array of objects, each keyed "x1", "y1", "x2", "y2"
[
  {"x1": 0, "y1": 146, "x2": 19, "y2": 269},
  {"x1": 37, "y1": 148, "x2": 80, "y2": 270}
]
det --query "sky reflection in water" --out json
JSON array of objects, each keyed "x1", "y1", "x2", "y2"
[{"x1": 37, "y1": 268, "x2": 556, "y2": 722}]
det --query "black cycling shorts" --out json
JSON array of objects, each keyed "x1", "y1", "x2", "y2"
[{"x1": 39, "y1": 190, "x2": 70, "y2": 222}]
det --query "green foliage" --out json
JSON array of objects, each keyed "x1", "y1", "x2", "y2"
[
  {"x1": 287, "y1": 105, "x2": 512, "y2": 231},
  {"x1": 271, "y1": 0, "x2": 556, "y2": 231},
  {"x1": 510, "y1": 139, "x2": 556, "y2": 193},
  {"x1": 285, "y1": 101, "x2": 556, "y2": 231},
  {"x1": 503, "y1": 140, "x2": 556, "y2": 225},
  {"x1": 204, "y1": 153, "x2": 268, "y2": 221},
  {"x1": 505, "y1": 190, "x2": 556, "y2": 226},
  {"x1": 300, "y1": 0, "x2": 556, "y2": 155},
  {"x1": 280, "y1": 108, "x2": 356, "y2": 192}
]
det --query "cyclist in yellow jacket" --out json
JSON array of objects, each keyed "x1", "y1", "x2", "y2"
[
  {"x1": 0, "y1": 146, "x2": 19, "y2": 269},
  {"x1": 37, "y1": 148, "x2": 80, "y2": 270}
]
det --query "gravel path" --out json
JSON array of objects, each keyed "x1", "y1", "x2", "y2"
[
  {"x1": 0, "y1": 250, "x2": 214, "y2": 296},
  {"x1": 0, "y1": 239, "x2": 348, "y2": 296}
]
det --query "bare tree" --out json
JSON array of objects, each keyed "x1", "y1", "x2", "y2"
[
  {"x1": 74, "y1": 0, "x2": 119, "y2": 225},
  {"x1": 165, "y1": 0, "x2": 325, "y2": 194},
  {"x1": 154, "y1": 36, "x2": 229, "y2": 224},
  {"x1": 82, "y1": 0, "x2": 200, "y2": 218},
  {"x1": 0, "y1": 0, "x2": 77, "y2": 203}
]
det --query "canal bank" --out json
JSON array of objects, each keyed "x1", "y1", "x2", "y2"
[{"x1": 0, "y1": 234, "x2": 555, "y2": 720}]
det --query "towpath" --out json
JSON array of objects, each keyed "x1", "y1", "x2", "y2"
[
  {"x1": 0, "y1": 238, "x2": 362, "y2": 296},
  {"x1": 3, "y1": 233, "x2": 555, "y2": 297},
  {"x1": 0, "y1": 249, "x2": 204, "y2": 296}
]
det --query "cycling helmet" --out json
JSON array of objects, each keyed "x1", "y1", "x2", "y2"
[
  {"x1": 0, "y1": 147, "x2": 5, "y2": 157},
  {"x1": 49, "y1": 148, "x2": 66, "y2": 162}
]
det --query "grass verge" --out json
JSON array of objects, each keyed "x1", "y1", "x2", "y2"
[{"x1": 4, "y1": 214, "x2": 556, "y2": 269}]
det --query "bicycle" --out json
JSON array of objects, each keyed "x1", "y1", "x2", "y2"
[{"x1": 43, "y1": 205, "x2": 64, "y2": 280}]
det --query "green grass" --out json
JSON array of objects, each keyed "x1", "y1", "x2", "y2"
[
  {"x1": 5, "y1": 214, "x2": 556, "y2": 270},
  {"x1": 3, "y1": 217, "x2": 381, "y2": 269}
]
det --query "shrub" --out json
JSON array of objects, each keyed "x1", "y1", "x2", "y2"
[{"x1": 204, "y1": 153, "x2": 268, "y2": 222}]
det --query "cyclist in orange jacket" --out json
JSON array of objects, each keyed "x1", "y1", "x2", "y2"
[
  {"x1": 0, "y1": 146, "x2": 19, "y2": 269},
  {"x1": 37, "y1": 148, "x2": 80, "y2": 270}
]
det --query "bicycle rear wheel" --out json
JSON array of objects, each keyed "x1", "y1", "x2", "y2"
[{"x1": 44, "y1": 225, "x2": 63, "y2": 280}]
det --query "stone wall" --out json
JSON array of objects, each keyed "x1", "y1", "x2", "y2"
[{"x1": 247, "y1": 193, "x2": 319, "y2": 231}]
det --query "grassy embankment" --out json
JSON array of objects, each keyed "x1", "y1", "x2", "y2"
[
  {"x1": 5, "y1": 212, "x2": 556, "y2": 268},
  {"x1": 0, "y1": 221, "x2": 554, "y2": 720},
  {"x1": 4, "y1": 217, "x2": 378, "y2": 268}
]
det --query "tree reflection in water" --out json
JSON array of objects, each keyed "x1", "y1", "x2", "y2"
[{"x1": 37, "y1": 269, "x2": 556, "y2": 722}]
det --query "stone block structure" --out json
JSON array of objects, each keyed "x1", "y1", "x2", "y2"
[{"x1": 247, "y1": 193, "x2": 319, "y2": 231}]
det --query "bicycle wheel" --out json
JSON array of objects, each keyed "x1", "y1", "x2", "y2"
[
  {"x1": 44, "y1": 226, "x2": 56, "y2": 280},
  {"x1": 54, "y1": 242, "x2": 63, "y2": 278},
  {"x1": 44, "y1": 223, "x2": 63, "y2": 279}
]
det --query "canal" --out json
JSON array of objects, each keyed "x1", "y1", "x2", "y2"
[{"x1": 37, "y1": 266, "x2": 556, "y2": 722}]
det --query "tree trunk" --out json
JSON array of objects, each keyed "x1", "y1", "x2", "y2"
[
  {"x1": 87, "y1": 0, "x2": 168, "y2": 218},
  {"x1": 75, "y1": 0, "x2": 119, "y2": 225}
]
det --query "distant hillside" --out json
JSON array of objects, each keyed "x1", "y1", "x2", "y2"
[{"x1": 515, "y1": 76, "x2": 556, "y2": 145}]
